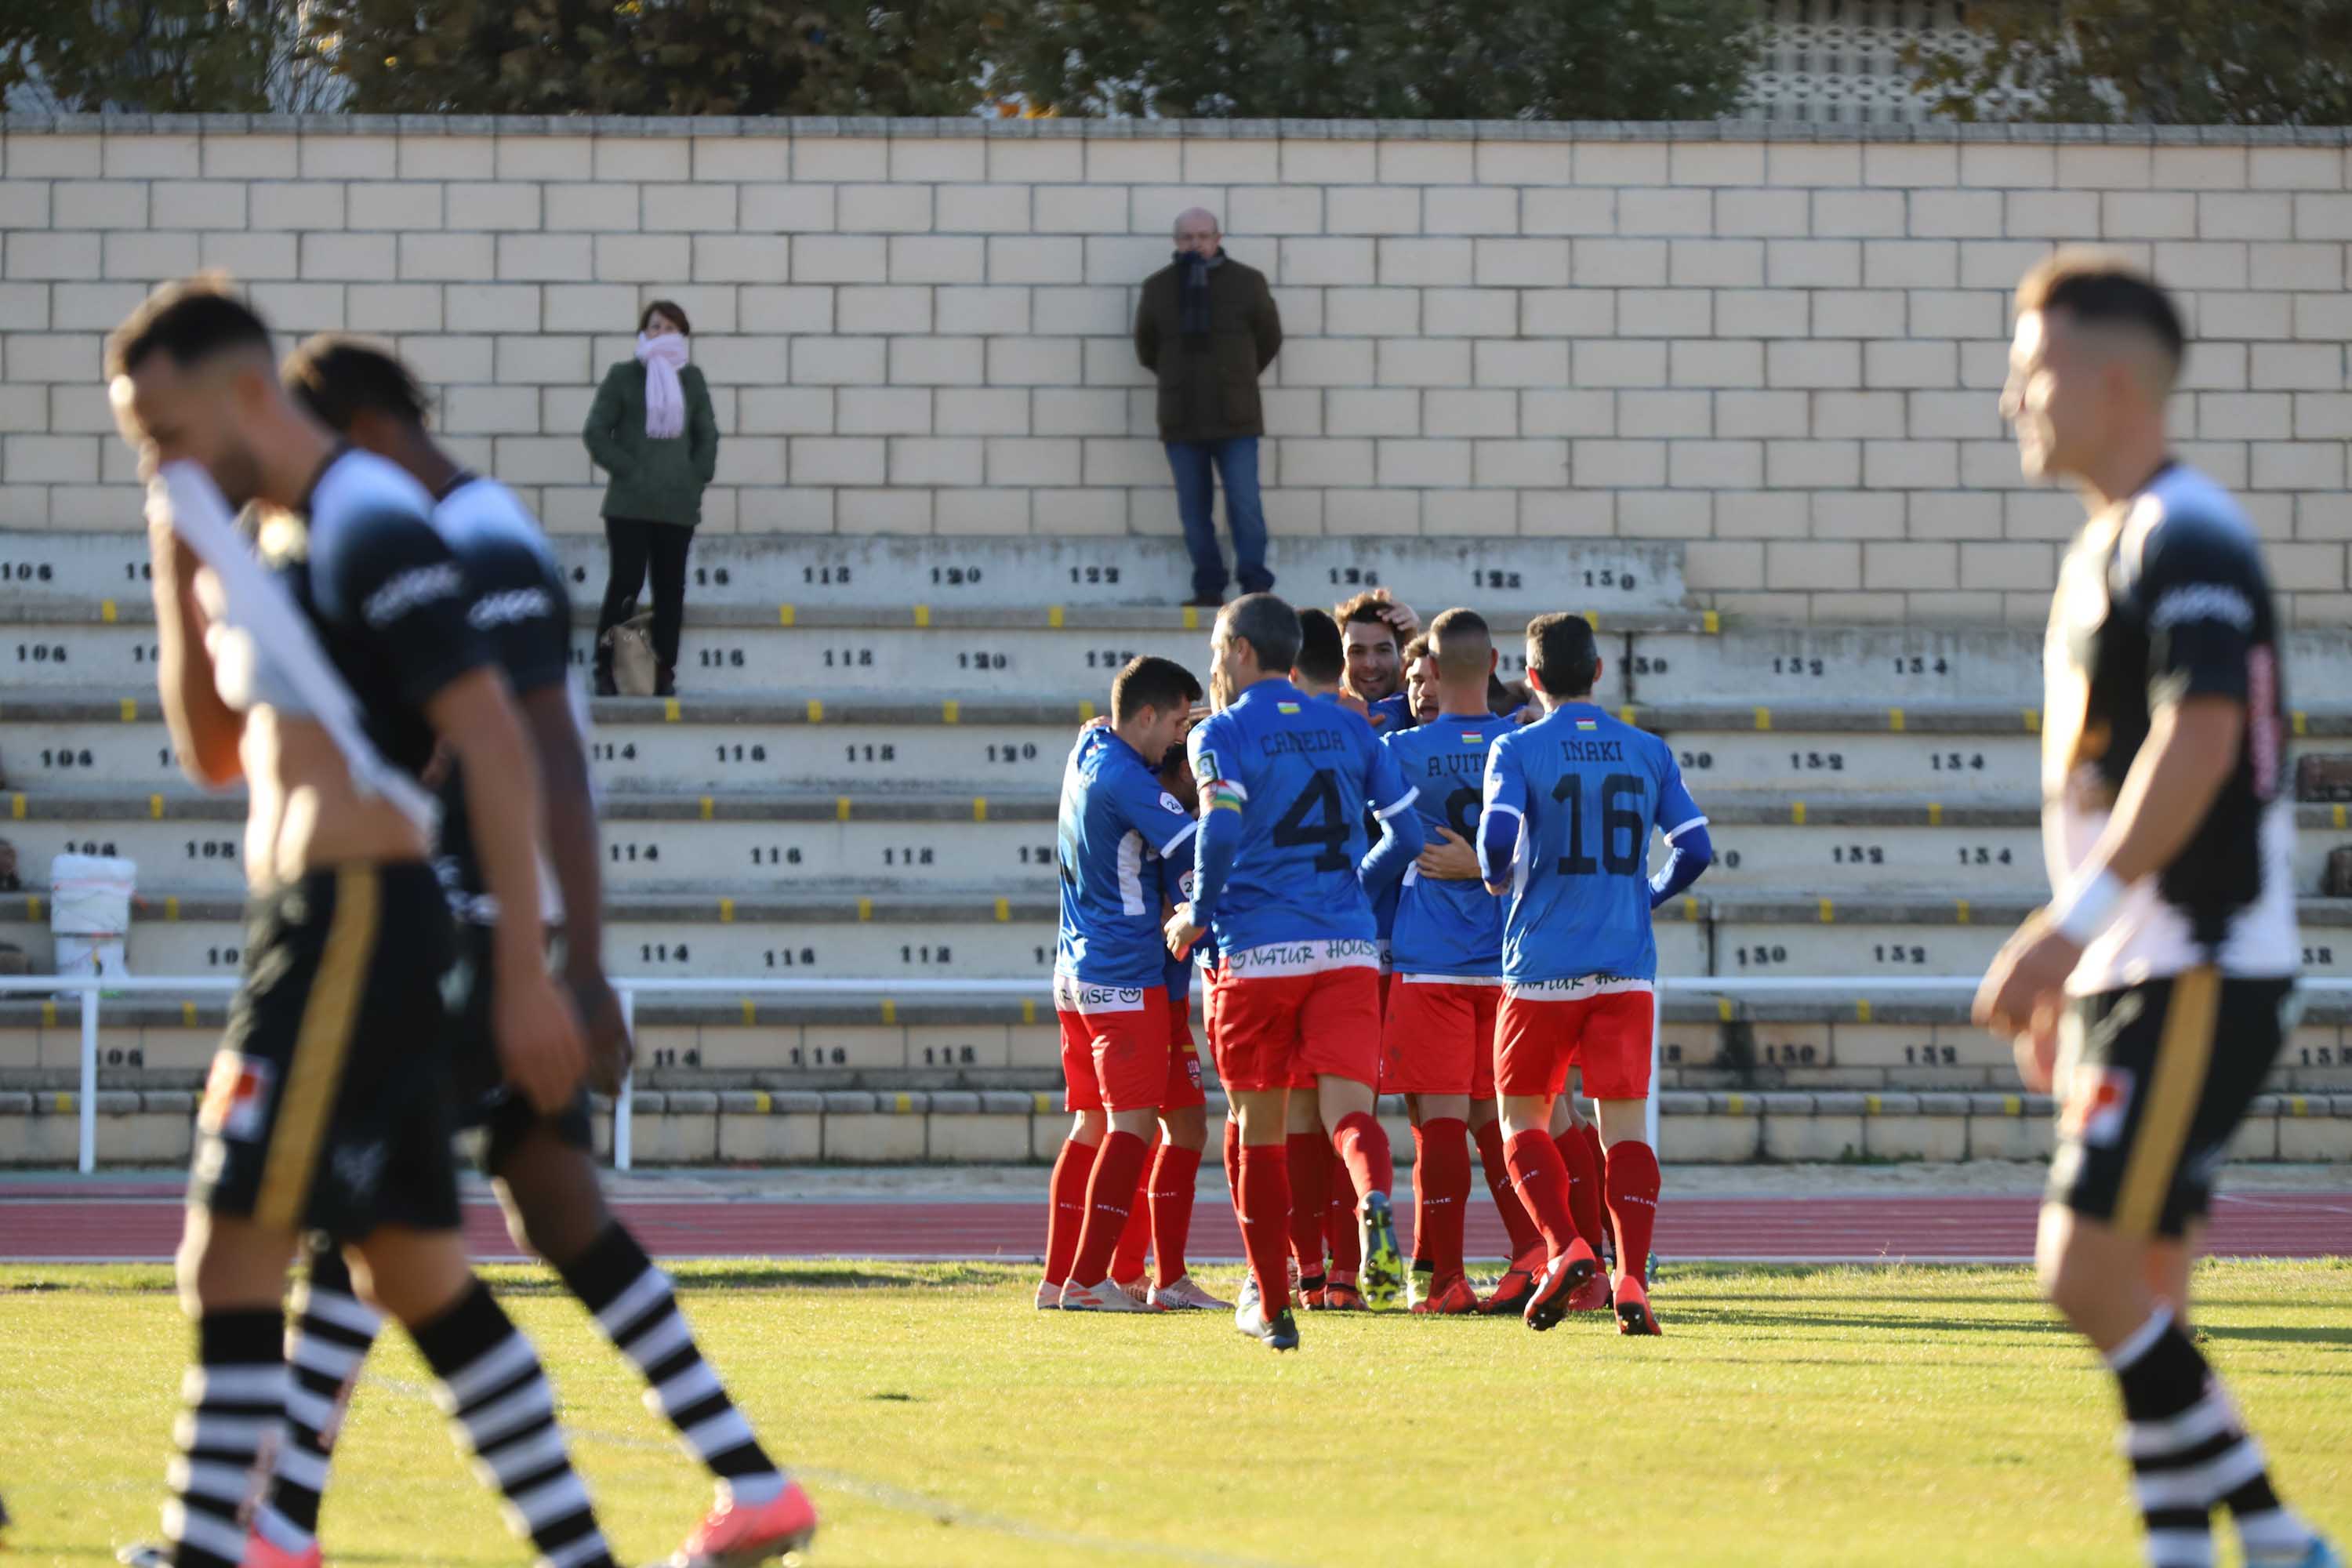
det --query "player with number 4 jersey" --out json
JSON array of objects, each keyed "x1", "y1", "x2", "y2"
[
  {"x1": 1167, "y1": 595, "x2": 1425, "y2": 1350},
  {"x1": 1480, "y1": 613, "x2": 1711, "y2": 1337}
]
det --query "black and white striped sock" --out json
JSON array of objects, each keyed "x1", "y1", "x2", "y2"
[
  {"x1": 411, "y1": 1281, "x2": 616, "y2": 1568},
  {"x1": 2111, "y1": 1308, "x2": 2314, "y2": 1568},
  {"x1": 557, "y1": 1222, "x2": 785, "y2": 1505},
  {"x1": 254, "y1": 1246, "x2": 381, "y2": 1554},
  {"x1": 163, "y1": 1310, "x2": 286, "y2": 1568}
]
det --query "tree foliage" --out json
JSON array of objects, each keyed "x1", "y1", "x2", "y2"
[
  {"x1": 1004, "y1": 0, "x2": 1760, "y2": 120},
  {"x1": 1, "y1": 0, "x2": 327, "y2": 112},
  {"x1": 1904, "y1": 0, "x2": 2352, "y2": 125},
  {"x1": 307, "y1": 0, "x2": 1014, "y2": 116}
]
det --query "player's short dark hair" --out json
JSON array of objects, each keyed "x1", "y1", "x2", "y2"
[
  {"x1": 1428, "y1": 606, "x2": 1491, "y2": 680},
  {"x1": 640, "y1": 299, "x2": 692, "y2": 336},
  {"x1": 1401, "y1": 633, "x2": 1429, "y2": 665},
  {"x1": 1111, "y1": 655, "x2": 1201, "y2": 724},
  {"x1": 1526, "y1": 612, "x2": 1599, "y2": 698},
  {"x1": 281, "y1": 334, "x2": 432, "y2": 432},
  {"x1": 1334, "y1": 590, "x2": 1399, "y2": 646},
  {"x1": 2016, "y1": 250, "x2": 2185, "y2": 376},
  {"x1": 105, "y1": 274, "x2": 274, "y2": 379},
  {"x1": 1292, "y1": 607, "x2": 1343, "y2": 684},
  {"x1": 1223, "y1": 593, "x2": 1303, "y2": 677}
]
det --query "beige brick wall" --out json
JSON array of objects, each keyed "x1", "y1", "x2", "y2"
[{"x1": 5, "y1": 116, "x2": 2352, "y2": 622}]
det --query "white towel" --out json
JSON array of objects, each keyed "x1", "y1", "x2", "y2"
[{"x1": 150, "y1": 460, "x2": 441, "y2": 837}]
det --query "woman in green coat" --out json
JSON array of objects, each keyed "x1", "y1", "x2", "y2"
[{"x1": 582, "y1": 299, "x2": 719, "y2": 695}]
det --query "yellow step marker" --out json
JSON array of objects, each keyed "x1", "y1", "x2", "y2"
[
  {"x1": 1078, "y1": 699, "x2": 1096, "y2": 722},
  {"x1": 779, "y1": 604, "x2": 796, "y2": 626},
  {"x1": 894, "y1": 1091, "x2": 913, "y2": 1113},
  {"x1": 183, "y1": 1000, "x2": 198, "y2": 1026},
  {"x1": 741, "y1": 999, "x2": 757, "y2": 1025},
  {"x1": 1701, "y1": 609, "x2": 1720, "y2": 634},
  {"x1": 973, "y1": 797, "x2": 989, "y2": 822},
  {"x1": 100, "y1": 599, "x2": 118, "y2": 623},
  {"x1": 1182, "y1": 604, "x2": 1200, "y2": 631},
  {"x1": 1856, "y1": 999, "x2": 1873, "y2": 1022},
  {"x1": 1754, "y1": 706, "x2": 1772, "y2": 731},
  {"x1": 1865, "y1": 1094, "x2": 1882, "y2": 1115},
  {"x1": 2336, "y1": 804, "x2": 2347, "y2": 833},
  {"x1": 165, "y1": 895, "x2": 179, "y2": 921},
  {"x1": 1819, "y1": 898, "x2": 1835, "y2": 924},
  {"x1": 1048, "y1": 604, "x2": 1065, "y2": 629},
  {"x1": 857, "y1": 897, "x2": 873, "y2": 921},
  {"x1": 881, "y1": 999, "x2": 898, "y2": 1025},
  {"x1": 42, "y1": 1000, "x2": 56, "y2": 1027},
  {"x1": 1022, "y1": 997, "x2": 1036, "y2": 1025},
  {"x1": 2292, "y1": 710, "x2": 2307, "y2": 737},
  {"x1": 9, "y1": 794, "x2": 21, "y2": 820},
  {"x1": 808, "y1": 698, "x2": 825, "y2": 723},
  {"x1": 1581, "y1": 610, "x2": 1598, "y2": 630},
  {"x1": 27, "y1": 895, "x2": 41, "y2": 922},
  {"x1": 753, "y1": 1091, "x2": 773, "y2": 1113},
  {"x1": 942, "y1": 699, "x2": 960, "y2": 724},
  {"x1": 1955, "y1": 898, "x2": 1971, "y2": 924},
  {"x1": 1681, "y1": 895, "x2": 1698, "y2": 921},
  {"x1": 2023, "y1": 708, "x2": 2041, "y2": 733},
  {"x1": 913, "y1": 604, "x2": 931, "y2": 628},
  {"x1": 1717, "y1": 997, "x2": 1733, "y2": 1022},
  {"x1": 2002, "y1": 1094, "x2": 2022, "y2": 1116},
  {"x1": 664, "y1": 698, "x2": 681, "y2": 722},
  {"x1": 2290, "y1": 1094, "x2": 2309, "y2": 1117},
  {"x1": 120, "y1": 696, "x2": 138, "y2": 722},
  {"x1": 835, "y1": 796, "x2": 852, "y2": 821},
  {"x1": 994, "y1": 897, "x2": 1011, "y2": 922},
  {"x1": 1888, "y1": 706, "x2": 1905, "y2": 732},
  {"x1": 1791, "y1": 800, "x2": 1806, "y2": 826},
  {"x1": 719, "y1": 897, "x2": 735, "y2": 923},
  {"x1": 699, "y1": 795, "x2": 714, "y2": 821},
  {"x1": 55, "y1": 1093, "x2": 73, "y2": 1113},
  {"x1": 1725, "y1": 1093, "x2": 1744, "y2": 1114},
  {"x1": 1928, "y1": 801, "x2": 1943, "y2": 827},
  {"x1": 150, "y1": 794, "x2": 164, "y2": 819},
  {"x1": 1034, "y1": 1091, "x2": 1054, "y2": 1114},
  {"x1": 1619, "y1": 705, "x2": 1636, "y2": 724}
]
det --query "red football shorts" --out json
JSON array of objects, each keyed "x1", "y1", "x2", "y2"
[
  {"x1": 1164, "y1": 989, "x2": 1207, "y2": 1110},
  {"x1": 1054, "y1": 977, "x2": 1173, "y2": 1112},
  {"x1": 1207, "y1": 945, "x2": 1384, "y2": 1094},
  {"x1": 1494, "y1": 980, "x2": 1656, "y2": 1102},
  {"x1": 1380, "y1": 976, "x2": 1501, "y2": 1098}
]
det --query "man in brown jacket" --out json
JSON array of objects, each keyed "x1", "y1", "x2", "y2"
[{"x1": 1136, "y1": 208, "x2": 1283, "y2": 606}]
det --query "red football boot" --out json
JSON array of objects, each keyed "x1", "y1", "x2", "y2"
[
  {"x1": 1410, "y1": 1277, "x2": 1480, "y2": 1316},
  {"x1": 671, "y1": 1479, "x2": 820, "y2": 1567}
]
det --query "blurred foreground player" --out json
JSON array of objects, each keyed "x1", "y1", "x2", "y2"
[
  {"x1": 255, "y1": 338, "x2": 814, "y2": 1568},
  {"x1": 1047, "y1": 656, "x2": 1203, "y2": 1312},
  {"x1": 1976, "y1": 255, "x2": 2336, "y2": 1568},
  {"x1": 108, "y1": 279, "x2": 617, "y2": 1568},
  {"x1": 1167, "y1": 595, "x2": 1426, "y2": 1349},
  {"x1": 1481, "y1": 614, "x2": 1711, "y2": 1335}
]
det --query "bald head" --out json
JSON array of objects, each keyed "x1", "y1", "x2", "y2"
[{"x1": 1174, "y1": 208, "x2": 1222, "y2": 258}]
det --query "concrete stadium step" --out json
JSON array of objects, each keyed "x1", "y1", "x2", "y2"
[
  {"x1": 0, "y1": 532, "x2": 1691, "y2": 614},
  {"x1": 8, "y1": 1083, "x2": 2350, "y2": 1169},
  {"x1": 16, "y1": 789, "x2": 2352, "y2": 895}
]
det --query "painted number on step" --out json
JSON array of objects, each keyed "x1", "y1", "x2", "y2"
[
  {"x1": 1069, "y1": 566, "x2": 1121, "y2": 585},
  {"x1": 16, "y1": 644, "x2": 65, "y2": 662},
  {"x1": 764, "y1": 947, "x2": 817, "y2": 967}
]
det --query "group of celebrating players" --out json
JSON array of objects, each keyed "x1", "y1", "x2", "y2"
[{"x1": 1042, "y1": 588, "x2": 1711, "y2": 1350}]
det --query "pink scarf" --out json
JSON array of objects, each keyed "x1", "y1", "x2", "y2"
[{"x1": 636, "y1": 331, "x2": 688, "y2": 438}]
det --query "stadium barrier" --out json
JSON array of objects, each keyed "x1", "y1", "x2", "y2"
[{"x1": 14, "y1": 973, "x2": 2347, "y2": 1174}]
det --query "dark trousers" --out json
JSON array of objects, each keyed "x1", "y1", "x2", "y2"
[
  {"x1": 1164, "y1": 437, "x2": 1272, "y2": 601},
  {"x1": 597, "y1": 515, "x2": 692, "y2": 670}
]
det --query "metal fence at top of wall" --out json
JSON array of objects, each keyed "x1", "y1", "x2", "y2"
[{"x1": 5, "y1": 116, "x2": 2352, "y2": 624}]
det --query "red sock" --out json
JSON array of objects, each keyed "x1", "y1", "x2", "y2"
[
  {"x1": 1327, "y1": 1147, "x2": 1361, "y2": 1276},
  {"x1": 1236, "y1": 1145, "x2": 1294, "y2": 1308},
  {"x1": 1606, "y1": 1139, "x2": 1662, "y2": 1287},
  {"x1": 1109, "y1": 1134, "x2": 1158, "y2": 1286},
  {"x1": 1409, "y1": 1123, "x2": 1430, "y2": 1267},
  {"x1": 1475, "y1": 1118, "x2": 1542, "y2": 1259},
  {"x1": 1420, "y1": 1118, "x2": 1472, "y2": 1288},
  {"x1": 1285, "y1": 1134, "x2": 1329, "y2": 1275},
  {"x1": 1331, "y1": 1110, "x2": 1394, "y2": 1202},
  {"x1": 1069, "y1": 1131, "x2": 1150, "y2": 1287},
  {"x1": 1044, "y1": 1136, "x2": 1096, "y2": 1285},
  {"x1": 1149, "y1": 1143, "x2": 1203, "y2": 1290},
  {"x1": 1555, "y1": 1127, "x2": 1607, "y2": 1255},
  {"x1": 1503, "y1": 1129, "x2": 1579, "y2": 1261}
]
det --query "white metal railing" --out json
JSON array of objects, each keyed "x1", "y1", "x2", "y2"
[{"x1": 12, "y1": 973, "x2": 2350, "y2": 1174}]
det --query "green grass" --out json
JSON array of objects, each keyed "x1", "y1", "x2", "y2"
[{"x1": 3, "y1": 1259, "x2": 2349, "y2": 1568}]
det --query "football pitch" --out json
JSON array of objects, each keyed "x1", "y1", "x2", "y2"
[{"x1": 2, "y1": 1259, "x2": 2347, "y2": 1568}]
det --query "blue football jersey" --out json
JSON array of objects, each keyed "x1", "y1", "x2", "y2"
[
  {"x1": 1480, "y1": 702, "x2": 1704, "y2": 984},
  {"x1": 1054, "y1": 727, "x2": 1200, "y2": 988},
  {"x1": 1365, "y1": 691, "x2": 1415, "y2": 735},
  {"x1": 1383, "y1": 712, "x2": 1505, "y2": 977},
  {"x1": 1159, "y1": 851, "x2": 1203, "y2": 1007},
  {"x1": 1186, "y1": 677, "x2": 1417, "y2": 957}
]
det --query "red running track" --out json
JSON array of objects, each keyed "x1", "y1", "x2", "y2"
[{"x1": 4, "y1": 1189, "x2": 2350, "y2": 1264}]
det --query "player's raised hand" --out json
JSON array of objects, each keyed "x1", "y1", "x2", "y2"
[
  {"x1": 1164, "y1": 903, "x2": 1204, "y2": 960},
  {"x1": 1415, "y1": 826, "x2": 1483, "y2": 881},
  {"x1": 495, "y1": 964, "x2": 590, "y2": 1114}
]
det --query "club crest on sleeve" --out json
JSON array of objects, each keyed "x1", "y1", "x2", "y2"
[
  {"x1": 198, "y1": 1052, "x2": 275, "y2": 1142},
  {"x1": 1192, "y1": 750, "x2": 1218, "y2": 782}
]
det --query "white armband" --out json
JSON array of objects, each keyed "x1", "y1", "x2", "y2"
[{"x1": 2047, "y1": 866, "x2": 2127, "y2": 947}]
